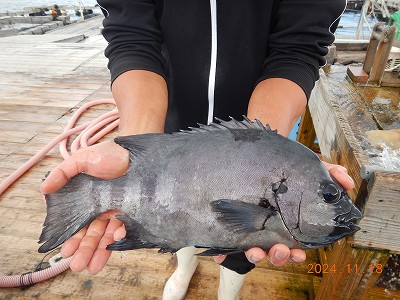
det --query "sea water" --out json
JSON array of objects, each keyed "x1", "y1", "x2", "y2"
[{"x1": 335, "y1": 10, "x2": 379, "y2": 38}]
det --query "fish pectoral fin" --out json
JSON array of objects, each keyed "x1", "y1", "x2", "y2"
[
  {"x1": 195, "y1": 247, "x2": 243, "y2": 256},
  {"x1": 106, "y1": 214, "x2": 164, "y2": 251},
  {"x1": 211, "y1": 199, "x2": 277, "y2": 233}
]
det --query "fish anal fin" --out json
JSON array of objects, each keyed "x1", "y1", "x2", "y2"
[
  {"x1": 106, "y1": 237, "x2": 154, "y2": 251},
  {"x1": 211, "y1": 199, "x2": 277, "y2": 233},
  {"x1": 106, "y1": 214, "x2": 167, "y2": 251}
]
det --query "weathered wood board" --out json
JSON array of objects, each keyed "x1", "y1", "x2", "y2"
[
  {"x1": 309, "y1": 65, "x2": 400, "y2": 252},
  {"x1": 316, "y1": 239, "x2": 390, "y2": 300},
  {"x1": 306, "y1": 64, "x2": 400, "y2": 299},
  {"x1": 359, "y1": 171, "x2": 400, "y2": 250}
]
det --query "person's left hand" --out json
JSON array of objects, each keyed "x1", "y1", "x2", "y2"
[{"x1": 214, "y1": 161, "x2": 355, "y2": 267}]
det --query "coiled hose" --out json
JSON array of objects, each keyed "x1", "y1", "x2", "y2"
[{"x1": 0, "y1": 99, "x2": 119, "y2": 287}]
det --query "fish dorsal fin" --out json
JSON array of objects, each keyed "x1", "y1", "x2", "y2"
[
  {"x1": 114, "y1": 117, "x2": 276, "y2": 160},
  {"x1": 216, "y1": 116, "x2": 272, "y2": 131},
  {"x1": 187, "y1": 116, "x2": 275, "y2": 134},
  {"x1": 114, "y1": 133, "x2": 166, "y2": 161}
]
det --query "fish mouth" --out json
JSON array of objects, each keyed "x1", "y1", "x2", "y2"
[
  {"x1": 330, "y1": 205, "x2": 362, "y2": 238},
  {"x1": 298, "y1": 205, "x2": 362, "y2": 248},
  {"x1": 334, "y1": 205, "x2": 362, "y2": 225}
]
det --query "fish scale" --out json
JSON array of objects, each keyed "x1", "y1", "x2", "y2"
[{"x1": 38, "y1": 117, "x2": 362, "y2": 255}]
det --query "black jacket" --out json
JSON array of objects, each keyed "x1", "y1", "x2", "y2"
[{"x1": 97, "y1": 0, "x2": 345, "y2": 132}]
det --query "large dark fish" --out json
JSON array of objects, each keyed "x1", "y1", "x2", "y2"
[{"x1": 38, "y1": 118, "x2": 362, "y2": 255}]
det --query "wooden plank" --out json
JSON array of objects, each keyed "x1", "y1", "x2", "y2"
[
  {"x1": 0, "y1": 200, "x2": 44, "y2": 223},
  {"x1": 355, "y1": 171, "x2": 400, "y2": 250},
  {"x1": 366, "y1": 286, "x2": 400, "y2": 300},
  {"x1": 366, "y1": 129, "x2": 400, "y2": 149},
  {"x1": 0, "y1": 217, "x2": 43, "y2": 239},
  {"x1": 240, "y1": 268, "x2": 319, "y2": 299},
  {"x1": 0, "y1": 36, "x2": 107, "y2": 77},
  {"x1": 47, "y1": 15, "x2": 104, "y2": 37},
  {"x1": 309, "y1": 65, "x2": 400, "y2": 298},
  {"x1": 0, "y1": 104, "x2": 66, "y2": 115},
  {"x1": 0, "y1": 85, "x2": 101, "y2": 96},
  {"x1": 315, "y1": 239, "x2": 390, "y2": 300},
  {"x1": 0, "y1": 34, "x2": 90, "y2": 44},
  {"x1": 0, "y1": 74, "x2": 108, "y2": 86},
  {"x1": 0, "y1": 120, "x2": 49, "y2": 131},
  {"x1": 375, "y1": 253, "x2": 400, "y2": 295},
  {"x1": 356, "y1": 86, "x2": 400, "y2": 130},
  {"x1": 0, "y1": 79, "x2": 108, "y2": 92},
  {"x1": 0, "y1": 139, "x2": 60, "y2": 158},
  {"x1": 0, "y1": 99, "x2": 86, "y2": 108},
  {"x1": 0, "y1": 131, "x2": 36, "y2": 144},
  {"x1": 309, "y1": 66, "x2": 400, "y2": 252},
  {"x1": 297, "y1": 106, "x2": 318, "y2": 152},
  {"x1": 0, "y1": 194, "x2": 45, "y2": 212},
  {"x1": 308, "y1": 67, "x2": 371, "y2": 198}
]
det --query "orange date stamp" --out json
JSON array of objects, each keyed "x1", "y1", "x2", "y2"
[{"x1": 307, "y1": 263, "x2": 383, "y2": 274}]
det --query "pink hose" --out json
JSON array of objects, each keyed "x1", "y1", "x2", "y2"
[
  {"x1": 0, "y1": 257, "x2": 73, "y2": 287},
  {"x1": 0, "y1": 99, "x2": 118, "y2": 287}
]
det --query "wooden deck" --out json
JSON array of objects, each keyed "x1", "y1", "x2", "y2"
[
  {"x1": 0, "y1": 16, "x2": 326, "y2": 299},
  {"x1": 300, "y1": 64, "x2": 400, "y2": 299}
]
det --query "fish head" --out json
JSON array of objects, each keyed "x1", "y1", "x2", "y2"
[{"x1": 274, "y1": 174, "x2": 362, "y2": 248}]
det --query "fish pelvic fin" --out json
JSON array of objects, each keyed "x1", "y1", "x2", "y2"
[
  {"x1": 195, "y1": 247, "x2": 243, "y2": 256},
  {"x1": 38, "y1": 174, "x2": 100, "y2": 253},
  {"x1": 211, "y1": 199, "x2": 277, "y2": 233},
  {"x1": 106, "y1": 214, "x2": 169, "y2": 251}
]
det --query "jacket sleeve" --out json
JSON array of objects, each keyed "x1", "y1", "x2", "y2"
[
  {"x1": 259, "y1": 0, "x2": 346, "y2": 99},
  {"x1": 97, "y1": 0, "x2": 165, "y2": 84}
]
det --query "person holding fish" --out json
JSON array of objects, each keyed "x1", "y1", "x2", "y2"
[{"x1": 40, "y1": 0, "x2": 355, "y2": 297}]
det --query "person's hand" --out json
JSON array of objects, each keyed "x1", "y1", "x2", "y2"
[
  {"x1": 40, "y1": 140, "x2": 130, "y2": 274},
  {"x1": 41, "y1": 140, "x2": 129, "y2": 194},
  {"x1": 214, "y1": 161, "x2": 355, "y2": 267}
]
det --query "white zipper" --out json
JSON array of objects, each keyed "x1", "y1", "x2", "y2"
[
  {"x1": 323, "y1": 0, "x2": 347, "y2": 67},
  {"x1": 207, "y1": 0, "x2": 217, "y2": 124},
  {"x1": 97, "y1": 3, "x2": 110, "y2": 17}
]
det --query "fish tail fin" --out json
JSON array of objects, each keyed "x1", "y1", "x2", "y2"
[{"x1": 38, "y1": 174, "x2": 102, "y2": 253}]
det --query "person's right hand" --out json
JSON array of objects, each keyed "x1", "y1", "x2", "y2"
[
  {"x1": 40, "y1": 140, "x2": 130, "y2": 274},
  {"x1": 41, "y1": 140, "x2": 130, "y2": 194}
]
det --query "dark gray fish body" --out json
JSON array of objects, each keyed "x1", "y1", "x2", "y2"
[{"x1": 39, "y1": 118, "x2": 361, "y2": 255}]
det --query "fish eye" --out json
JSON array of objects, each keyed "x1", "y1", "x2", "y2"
[{"x1": 321, "y1": 183, "x2": 341, "y2": 203}]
